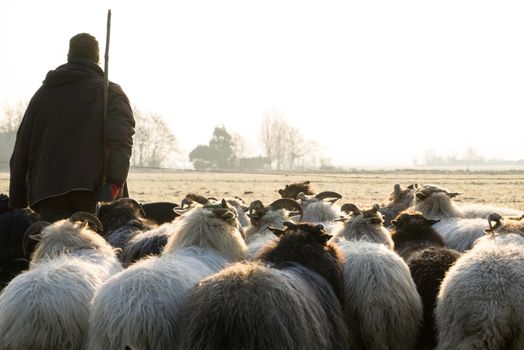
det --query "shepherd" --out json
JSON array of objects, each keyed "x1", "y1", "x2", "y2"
[{"x1": 9, "y1": 13, "x2": 135, "y2": 222}]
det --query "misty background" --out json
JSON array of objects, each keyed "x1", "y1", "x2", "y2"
[{"x1": 1, "y1": 1, "x2": 523, "y2": 170}]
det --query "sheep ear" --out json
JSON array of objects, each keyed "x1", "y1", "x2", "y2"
[
  {"x1": 283, "y1": 221, "x2": 298, "y2": 230},
  {"x1": 428, "y1": 219, "x2": 440, "y2": 226},
  {"x1": 328, "y1": 198, "x2": 339, "y2": 205},
  {"x1": 318, "y1": 233, "x2": 332, "y2": 244},
  {"x1": 448, "y1": 192, "x2": 461, "y2": 198},
  {"x1": 267, "y1": 226, "x2": 286, "y2": 237},
  {"x1": 221, "y1": 211, "x2": 236, "y2": 221}
]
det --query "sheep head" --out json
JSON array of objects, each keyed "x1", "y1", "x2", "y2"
[
  {"x1": 391, "y1": 210, "x2": 440, "y2": 232},
  {"x1": 261, "y1": 220, "x2": 343, "y2": 303},
  {"x1": 204, "y1": 199, "x2": 239, "y2": 225},
  {"x1": 268, "y1": 221, "x2": 331, "y2": 244},
  {"x1": 69, "y1": 211, "x2": 103, "y2": 234},
  {"x1": 227, "y1": 197, "x2": 249, "y2": 213},
  {"x1": 342, "y1": 203, "x2": 385, "y2": 225},
  {"x1": 414, "y1": 184, "x2": 461, "y2": 202},
  {"x1": 297, "y1": 191, "x2": 342, "y2": 206},
  {"x1": 30, "y1": 219, "x2": 115, "y2": 263},
  {"x1": 97, "y1": 198, "x2": 146, "y2": 234},
  {"x1": 248, "y1": 198, "x2": 303, "y2": 226},
  {"x1": 278, "y1": 181, "x2": 316, "y2": 199}
]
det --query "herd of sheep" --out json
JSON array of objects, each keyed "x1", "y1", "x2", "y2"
[{"x1": 0, "y1": 181, "x2": 523, "y2": 350}]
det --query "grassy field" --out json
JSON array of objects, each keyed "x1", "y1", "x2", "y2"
[
  {"x1": 1, "y1": 169, "x2": 523, "y2": 210},
  {"x1": 3, "y1": 169, "x2": 521, "y2": 209}
]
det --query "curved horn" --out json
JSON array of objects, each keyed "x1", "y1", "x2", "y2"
[
  {"x1": 180, "y1": 197, "x2": 194, "y2": 209},
  {"x1": 315, "y1": 191, "x2": 342, "y2": 201},
  {"x1": 267, "y1": 225, "x2": 286, "y2": 237},
  {"x1": 269, "y1": 198, "x2": 303, "y2": 221},
  {"x1": 248, "y1": 200, "x2": 265, "y2": 217},
  {"x1": 393, "y1": 184, "x2": 401, "y2": 200},
  {"x1": 69, "y1": 211, "x2": 104, "y2": 232},
  {"x1": 341, "y1": 203, "x2": 362, "y2": 215},
  {"x1": 484, "y1": 213, "x2": 503, "y2": 235},
  {"x1": 283, "y1": 221, "x2": 298, "y2": 230},
  {"x1": 185, "y1": 193, "x2": 209, "y2": 205},
  {"x1": 129, "y1": 198, "x2": 146, "y2": 217}
]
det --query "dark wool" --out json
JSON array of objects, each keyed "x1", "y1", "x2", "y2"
[
  {"x1": 174, "y1": 223, "x2": 347, "y2": 350},
  {"x1": 407, "y1": 247, "x2": 461, "y2": 350},
  {"x1": 174, "y1": 262, "x2": 348, "y2": 350},
  {"x1": 391, "y1": 210, "x2": 445, "y2": 260},
  {"x1": 258, "y1": 222, "x2": 344, "y2": 304},
  {"x1": 120, "y1": 231, "x2": 169, "y2": 267},
  {"x1": 390, "y1": 210, "x2": 462, "y2": 349},
  {"x1": 278, "y1": 181, "x2": 316, "y2": 199},
  {"x1": 98, "y1": 198, "x2": 153, "y2": 234}
]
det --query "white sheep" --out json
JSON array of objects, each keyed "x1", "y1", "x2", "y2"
[
  {"x1": 338, "y1": 239, "x2": 423, "y2": 350},
  {"x1": 244, "y1": 198, "x2": 303, "y2": 259},
  {"x1": 413, "y1": 184, "x2": 523, "y2": 220},
  {"x1": 330, "y1": 203, "x2": 394, "y2": 249},
  {"x1": 412, "y1": 185, "x2": 502, "y2": 252},
  {"x1": 297, "y1": 191, "x2": 344, "y2": 235},
  {"x1": 0, "y1": 214, "x2": 121, "y2": 350},
  {"x1": 87, "y1": 199, "x2": 247, "y2": 350},
  {"x1": 436, "y1": 226, "x2": 524, "y2": 350},
  {"x1": 378, "y1": 183, "x2": 418, "y2": 227},
  {"x1": 329, "y1": 204, "x2": 422, "y2": 349}
]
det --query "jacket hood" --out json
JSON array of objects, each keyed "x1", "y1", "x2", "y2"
[{"x1": 43, "y1": 59, "x2": 103, "y2": 87}]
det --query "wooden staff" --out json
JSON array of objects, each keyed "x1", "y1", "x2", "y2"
[{"x1": 102, "y1": 9, "x2": 111, "y2": 184}]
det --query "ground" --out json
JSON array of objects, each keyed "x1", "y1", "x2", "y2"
[{"x1": 1, "y1": 169, "x2": 523, "y2": 210}]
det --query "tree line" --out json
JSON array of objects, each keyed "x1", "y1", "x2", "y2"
[{"x1": 0, "y1": 102, "x2": 326, "y2": 171}]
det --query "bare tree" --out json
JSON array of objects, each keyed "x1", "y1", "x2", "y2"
[
  {"x1": 259, "y1": 111, "x2": 314, "y2": 170},
  {"x1": 130, "y1": 107, "x2": 178, "y2": 168},
  {"x1": 0, "y1": 101, "x2": 27, "y2": 133},
  {"x1": 230, "y1": 132, "x2": 251, "y2": 159},
  {"x1": 0, "y1": 101, "x2": 28, "y2": 161}
]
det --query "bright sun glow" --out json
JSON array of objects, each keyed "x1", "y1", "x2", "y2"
[{"x1": 2, "y1": 0, "x2": 523, "y2": 167}]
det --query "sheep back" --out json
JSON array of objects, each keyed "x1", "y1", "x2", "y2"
[
  {"x1": 88, "y1": 247, "x2": 227, "y2": 350},
  {"x1": 0, "y1": 256, "x2": 116, "y2": 350},
  {"x1": 174, "y1": 261, "x2": 347, "y2": 350},
  {"x1": 406, "y1": 247, "x2": 461, "y2": 349},
  {"x1": 338, "y1": 239, "x2": 423, "y2": 350},
  {"x1": 436, "y1": 236, "x2": 524, "y2": 350},
  {"x1": 433, "y1": 218, "x2": 488, "y2": 252}
]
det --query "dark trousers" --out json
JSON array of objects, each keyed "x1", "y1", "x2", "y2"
[{"x1": 35, "y1": 191, "x2": 96, "y2": 223}]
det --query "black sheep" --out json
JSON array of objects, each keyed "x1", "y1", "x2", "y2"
[
  {"x1": 391, "y1": 210, "x2": 461, "y2": 350},
  {"x1": 174, "y1": 222, "x2": 348, "y2": 350}
]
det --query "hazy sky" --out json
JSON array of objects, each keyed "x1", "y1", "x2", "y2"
[{"x1": 2, "y1": 0, "x2": 523, "y2": 167}]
